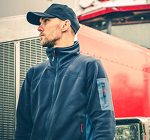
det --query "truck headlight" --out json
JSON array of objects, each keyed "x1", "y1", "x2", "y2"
[
  {"x1": 115, "y1": 123, "x2": 140, "y2": 140},
  {"x1": 114, "y1": 118, "x2": 148, "y2": 140}
]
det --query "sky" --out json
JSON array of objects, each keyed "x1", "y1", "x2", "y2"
[{"x1": 0, "y1": 0, "x2": 74, "y2": 18}]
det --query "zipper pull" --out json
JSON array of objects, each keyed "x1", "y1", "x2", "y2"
[
  {"x1": 101, "y1": 83, "x2": 106, "y2": 97},
  {"x1": 52, "y1": 50, "x2": 55, "y2": 61},
  {"x1": 80, "y1": 123, "x2": 83, "y2": 133}
]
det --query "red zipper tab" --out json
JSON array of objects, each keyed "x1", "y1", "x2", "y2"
[
  {"x1": 52, "y1": 50, "x2": 55, "y2": 61},
  {"x1": 101, "y1": 83, "x2": 106, "y2": 97},
  {"x1": 81, "y1": 123, "x2": 83, "y2": 133},
  {"x1": 103, "y1": 86, "x2": 106, "y2": 97}
]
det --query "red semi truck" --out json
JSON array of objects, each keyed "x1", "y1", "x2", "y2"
[
  {"x1": 0, "y1": 1, "x2": 150, "y2": 139},
  {"x1": 76, "y1": 0, "x2": 150, "y2": 139},
  {"x1": 78, "y1": 24, "x2": 150, "y2": 140}
]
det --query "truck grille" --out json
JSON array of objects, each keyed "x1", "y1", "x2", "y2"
[
  {"x1": 0, "y1": 42, "x2": 15, "y2": 140},
  {"x1": 0, "y1": 37, "x2": 47, "y2": 139}
]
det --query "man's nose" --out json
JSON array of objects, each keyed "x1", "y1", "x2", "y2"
[{"x1": 37, "y1": 25, "x2": 44, "y2": 32}]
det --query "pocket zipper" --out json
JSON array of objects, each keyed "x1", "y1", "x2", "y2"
[{"x1": 81, "y1": 123, "x2": 83, "y2": 133}]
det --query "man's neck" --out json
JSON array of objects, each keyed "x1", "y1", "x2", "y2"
[
  {"x1": 54, "y1": 33, "x2": 75, "y2": 48},
  {"x1": 54, "y1": 41, "x2": 74, "y2": 48}
]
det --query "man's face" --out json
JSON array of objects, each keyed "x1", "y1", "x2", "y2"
[{"x1": 38, "y1": 17, "x2": 62, "y2": 48}]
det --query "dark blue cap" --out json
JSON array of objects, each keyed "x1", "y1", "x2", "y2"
[{"x1": 26, "y1": 3, "x2": 80, "y2": 34}]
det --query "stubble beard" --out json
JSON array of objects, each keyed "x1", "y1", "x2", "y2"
[{"x1": 41, "y1": 38, "x2": 58, "y2": 48}]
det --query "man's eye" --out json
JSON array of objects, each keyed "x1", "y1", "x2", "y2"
[{"x1": 44, "y1": 19, "x2": 49, "y2": 22}]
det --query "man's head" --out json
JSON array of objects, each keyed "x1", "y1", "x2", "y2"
[{"x1": 26, "y1": 4, "x2": 80, "y2": 48}]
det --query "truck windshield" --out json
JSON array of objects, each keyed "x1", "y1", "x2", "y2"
[{"x1": 80, "y1": 10, "x2": 150, "y2": 49}]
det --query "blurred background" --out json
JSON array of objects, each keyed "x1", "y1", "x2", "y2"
[{"x1": 0, "y1": 0, "x2": 74, "y2": 18}]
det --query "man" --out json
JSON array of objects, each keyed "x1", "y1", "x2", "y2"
[{"x1": 15, "y1": 3, "x2": 116, "y2": 140}]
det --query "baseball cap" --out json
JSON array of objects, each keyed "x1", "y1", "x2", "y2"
[{"x1": 26, "y1": 3, "x2": 80, "y2": 34}]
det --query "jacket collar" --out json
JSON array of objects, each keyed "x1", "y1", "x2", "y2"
[{"x1": 46, "y1": 41, "x2": 80, "y2": 69}]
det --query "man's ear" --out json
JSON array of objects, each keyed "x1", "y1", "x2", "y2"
[{"x1": 61, "y1": 20, "x2": 71, "y2": 32}]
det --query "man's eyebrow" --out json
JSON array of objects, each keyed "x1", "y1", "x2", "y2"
[
  {"x1": 41, "y1": 17, "x2": 50, "y2": 20},
  {"x1": 41, "y1": 17, "x2": 46, "y2": 20}
]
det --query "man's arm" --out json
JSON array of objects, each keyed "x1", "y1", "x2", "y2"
[
  {"x1": 86, "y1": 59, "x2": 116, "y2": 140},
  {"x1": 15, "y1": 68, "x2": 33, "y2": 140}
]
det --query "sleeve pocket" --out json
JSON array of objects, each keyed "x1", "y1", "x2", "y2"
[{"x1": 97, "y1": 78, "x2": 114, "y2": 111}]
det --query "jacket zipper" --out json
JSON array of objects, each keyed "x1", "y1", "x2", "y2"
[
  {"x1": 52, "y1": 50, "x2": 55, "y2": 61},
  {"x1": 51, "y1": 56, "x2": 58, "y2": 108},
  {"x1": 45, "y1": 50, "x2": 58, "y2": 129}
]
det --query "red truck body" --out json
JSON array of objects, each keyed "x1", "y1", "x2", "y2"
[{"x1": 78, "y1": 24, "x2": 150, "y2": 118}]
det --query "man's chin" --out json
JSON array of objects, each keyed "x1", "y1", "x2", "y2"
[
  {"x1": 41, "y1": 38, "x2": 58, "y2": 48},
  {"x1": 41, "y1": 42, "x2": 54, "y2": 48}
]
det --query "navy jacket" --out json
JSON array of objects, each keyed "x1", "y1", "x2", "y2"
[{"x1": 15, "y1": 41, "x2": 116, "y2": 140}]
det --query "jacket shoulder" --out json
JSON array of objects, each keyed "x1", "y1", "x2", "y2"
[
  {"x1": 26, "y1": 60, "x2": 49, "y2": 80},
  {"x1": 79, "y1": 54, "x2": 99, "y2": 62},
  {"x1": 66, "y1": 54, "x2": 103, "y2": 79},
  {"x1": 77, "y1": 54, "x2": 103, "y2": 68},
  {"x1": 32, "y1": 60, "x2": 49, "y2": 69},
  {"x1": 77, "y1": 54, "x2": 107, "y2": 78}
]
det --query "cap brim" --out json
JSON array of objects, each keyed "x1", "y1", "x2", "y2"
[{"x1": 26, "y1": 12, "x2": 55, "y2": 25}]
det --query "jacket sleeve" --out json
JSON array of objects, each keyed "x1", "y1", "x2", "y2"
[
  {"x1": 86, "y1": 59, "x2": 116, "y2": 140},
  {"x1": 15, "y1": 68, "x2": 34, "y2": 140}
]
